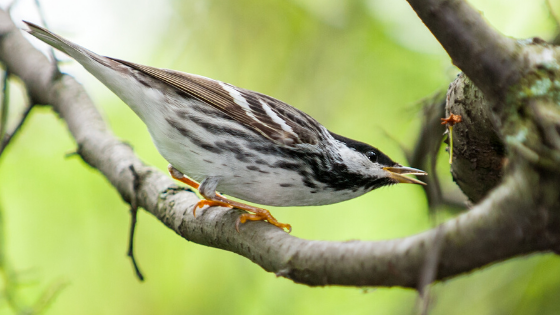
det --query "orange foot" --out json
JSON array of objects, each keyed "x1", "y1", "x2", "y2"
[
  {"x1": 168, "y1": 165, "x2": 292, "y2": 233},
  {"x1": 193, "y1": 199, "x2": 232, "y2": 217}
]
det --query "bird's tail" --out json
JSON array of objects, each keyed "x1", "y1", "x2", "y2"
[
  {"x1": 23, "y1": 21, "x2": 155, "y2": 122},
  {"x1": 23, "y1": 21, "x2": 107, "y2": 67}
]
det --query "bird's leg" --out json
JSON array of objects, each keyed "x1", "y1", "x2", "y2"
[
  {"x1": 168, "y1": 165, "x2": 232, "y2": 217},
  {"x1": 198, "y1": 177, "x2": 292, "y2": 233},
  {"x1": 168, "y1": 164, "x2": 227, "y2": 199},
  {"x1": 168, "y1": 164, "x2": 200, "y2": 189},
  {"x1": 167, "y1": 165, "x2": 291, "y2": 232}
]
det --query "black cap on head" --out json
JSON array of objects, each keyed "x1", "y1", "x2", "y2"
[{"x1": 328, "y1": 132, "x2": 397, "y2": 166}]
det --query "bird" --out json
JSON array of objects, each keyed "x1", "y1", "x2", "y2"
[{"x1": 24, "y1": 21, "x2": 427, "y2": 233}]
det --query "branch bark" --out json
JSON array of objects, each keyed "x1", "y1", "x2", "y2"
[
  {"x1": 446, "y1": 74, "x2": 505, "y2": 203},
  {"x1": 406, "y1": 0, "x2": 522, "y2": 103},
  {"x1": 0, "y1": 2, "x2": 559, "y2": 289}
]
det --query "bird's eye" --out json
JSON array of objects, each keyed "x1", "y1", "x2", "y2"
[{"x1": 366, "y1": 151, "x2": 377, "y2": 162}]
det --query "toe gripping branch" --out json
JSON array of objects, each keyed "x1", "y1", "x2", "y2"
[{"x1": 167, "y1": 165, "x2": 292, "y2": 233}]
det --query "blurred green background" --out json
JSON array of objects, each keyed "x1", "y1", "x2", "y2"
[{"x1": 1, "y1": 0, "x2": 560, "y2": 314}]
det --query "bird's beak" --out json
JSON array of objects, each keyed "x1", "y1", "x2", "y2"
[{"x1": 383, "y1": 166, "x2": 427, "y2": 185}]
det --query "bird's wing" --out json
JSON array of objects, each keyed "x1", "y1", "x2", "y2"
[
  {"x1": 110, "y1": 58, "x2": 324, "y2": 146},
  {"x1": 23, "y1": 20, "x2": 324, "y2": 147}
]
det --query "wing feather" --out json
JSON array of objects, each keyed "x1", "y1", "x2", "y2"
[{"x1": 110, "y1": 58, "x2": 323, "y2": 146}]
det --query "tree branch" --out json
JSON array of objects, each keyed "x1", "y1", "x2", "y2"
[
  {"x1": 405, "y1": 0, "x2": 522, "y2": 102},
  {"x1": 446, "y1": 74, "x2": 506, "y2": 202},
  {"x1": 0, "y1": 8, "x2": 557, "y2": 288}
]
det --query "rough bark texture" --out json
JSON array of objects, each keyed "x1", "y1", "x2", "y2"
[
  {"x1": 1, "y1": 0, "x2": 560, "y2": 289},
  {"x1": 446, "y1": 74, "x2": 506, "y2": 202}
]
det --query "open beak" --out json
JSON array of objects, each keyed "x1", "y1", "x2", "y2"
[{"x1": 383, "y1": 166, "x2": 427, "y2": 185}]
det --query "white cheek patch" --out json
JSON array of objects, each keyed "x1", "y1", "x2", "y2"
[
  {"x1": 333, "y1": 141, "x2": 389, "y2": 177},
  {"x1": 370, "y1": 162, "x2": 388, "y2": 178}
]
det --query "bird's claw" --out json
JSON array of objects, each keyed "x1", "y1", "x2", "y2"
[
  {"x1": 193, "y1": 199, "x2": 233, "y2": 217},
  {"x1": 235, "y1": 213, "x2": 292, "y2": 233}
]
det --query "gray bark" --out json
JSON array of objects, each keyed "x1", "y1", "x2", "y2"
[{"x1": 446, "y1": 74, "x2": 505, "y2": 202}]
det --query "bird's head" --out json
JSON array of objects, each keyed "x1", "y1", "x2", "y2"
[{"x1": 329, "y1": 132, "x2": 427, "y2": 189}]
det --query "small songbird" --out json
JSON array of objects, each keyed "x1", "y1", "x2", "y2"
[{"x1": 25, "y1": 21, "x2": 427, "y2": 232}]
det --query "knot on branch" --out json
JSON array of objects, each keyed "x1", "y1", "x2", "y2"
[{"x1": 446, "y1": 74, "x2": 506, "y2": 202}]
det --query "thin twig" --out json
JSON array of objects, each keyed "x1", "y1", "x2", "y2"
[
  {"x1": 409, "y1": 93, "x2": 446, "y2": 206},
  {"x1": 0, "y1": 102, "x2": 34, "y2": 158},
  {"x1": 32, "y1": 0, "x2": 59, "y2": 71},
  {"x1": 127, "y1": 165, "x2": 144, "y2": 281},
  {"x1": 0, "y1": 69, "x2": 9, "y2": 143},
  {"x1": 406, "y1": 91, "x2": 466, "y2": 212},
  {"x1": 415, "y1": 225, "x2": 446, "y2": 315}
]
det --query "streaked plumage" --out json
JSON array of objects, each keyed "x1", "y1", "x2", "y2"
[{"x1": 24, "y1": 21, "x2": 426, "y2": 230}]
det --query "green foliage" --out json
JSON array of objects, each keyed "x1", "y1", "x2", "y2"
[{"x1": 0, "y1": 0, "x2": 559, "y2": 314}]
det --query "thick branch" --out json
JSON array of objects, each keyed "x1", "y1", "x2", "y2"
[
  {"x1": 0, "y1": 11, "x2": 556, "y2": 288},
  {"x1": 446, "y1": 74, "x2": 505, "y2": 202},
  {"x1": 406, "y1": 0, "x2": 522, "y2": 101}
]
